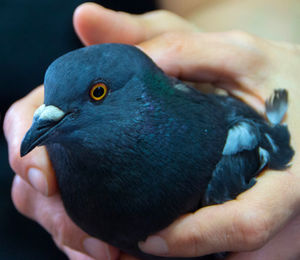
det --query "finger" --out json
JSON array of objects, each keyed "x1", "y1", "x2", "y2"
[
  {"x1": 119, "y1": 252, "x2": 140, "y2": 260},
  {"x1": 227, "y1": 214, "x2": 300, "y2": 260},
  {"x1": 3, "y1": 86, "x2": 57, "y2": 196},
  {"x1": 139, "y1": 170, "x2": 300, "y2": 257},
  {"x1": 60, "y1": 244, "x2": 120, "y2": 260},
  {"x1": 141, "y1": 31, "x2": 300, "y2": 155},
  {"x1": 73, "y1": 2, "x2": 198, "y2": 46},
  {"x1": 11, "y1": 175, "x2": 119, "y2": 260},
  {"x1": 61, "y1": 246, "x2": 94, "y2": 260},
  {"x1": 138, "y1": 31, "x2": 277, "y2": 113}
]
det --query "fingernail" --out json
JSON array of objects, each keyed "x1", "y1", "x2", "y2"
[
  {"x1": 83, "y1": 237, "x2": 111, "y2": 260},
  {"x1": 138, "y1": 236, "x2": 169, "y2": 255},
  {"x1": 28, "y1": 168, "x2": 48, "y2": 196}
]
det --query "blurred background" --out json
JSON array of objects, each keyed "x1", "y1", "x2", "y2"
[{"x1": 1, "y1": 0, "x2": 299, "y2": 259}]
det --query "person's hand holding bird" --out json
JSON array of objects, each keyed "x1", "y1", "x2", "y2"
[{"x1": 4, "y1": 3, "x2": 300, "y2": 260}]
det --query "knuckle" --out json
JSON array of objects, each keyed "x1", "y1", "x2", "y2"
[
  {"x1": 50, "y1": 212, "x2": 82, "y2": 248},
  {"x1": 220, "y1": 30, "x2": 267, "y2": 69},
  {"x1": 8, "y1": 145, "x2": 23, "y2": 174},
  {"x1": 235, "y1": 210, "x2": 271, "y2": 250},
  {"x1": 147, "y1": 9, "x2": 184, "y2": 24},
  {"x1": 11, "y1": 187, "x2": 25, "y2": 215},
  {"x1": 152, "y1": 9, "x2": 174, "y2": 19},
  {"x1": 159, "y1": 31, "x2": 187, "y2": 50},
  {"x1": 140, "y1": 9, "x2": 178, "y2": 26},
  {"x1": 11, "y1": 177, "x2": 31, "y2": 217},
  {"x1": 51, "y1": 213, "x2": 72, "y2": 245},
  {"x1": 183, "y1": 219, "x2": 206, "y2": 256},
  {"x1": 188, "y1": 227, "x2": 204, "y2": 256},
  {"x1": 227, "y1": 30, "x2": 257, "y2": 45}
]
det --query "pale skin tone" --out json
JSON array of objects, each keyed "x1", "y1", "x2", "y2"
[
  {"x1": 158, "y1": 0, "x2": 300, "y2": 43},
  {"x1": 3, "y1": 3, "x2": 300, "y2": 260}
]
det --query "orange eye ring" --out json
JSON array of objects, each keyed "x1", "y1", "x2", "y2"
[{"x1": 89, "y1": 83, "x2": 108, "y2": 101}]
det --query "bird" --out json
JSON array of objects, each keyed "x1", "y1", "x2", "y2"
[{"x1": 21, "y1": 43, "x2": 294, "y2": 260}]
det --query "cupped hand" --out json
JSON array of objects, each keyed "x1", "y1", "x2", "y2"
[
  {"x1": 137, "y1": 28, "x2": 300, "y2": 260},
  {"x1": 4, "y1": 3, "x2": 300, "y2": 260}
]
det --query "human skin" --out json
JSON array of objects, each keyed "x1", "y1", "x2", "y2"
[
  {"x1": 3, "y1": 3, "x2": 300, "y2": 260},
  {"x1": 158, "y1": 0, "x2": 300, "y2": 43}
]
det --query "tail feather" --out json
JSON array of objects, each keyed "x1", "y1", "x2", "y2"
[
  {"x1": 265, "y1": 89, "x2": 288, "y2": 125},
  {"x1": 262, "y1": 125, "x2": 294, "y2": 169},
  {"x1": 262, "y1": 89, "x2": 294, "y2": 169}
]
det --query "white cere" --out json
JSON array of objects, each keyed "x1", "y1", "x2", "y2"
[
  {"x1": 33, "y1": 104, "x2": 46, "y2": 119},
  {"x1": 34, "y1": 105, "x2": 65, "y2": 122}
]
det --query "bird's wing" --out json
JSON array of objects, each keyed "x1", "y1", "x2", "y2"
[
  {"x1": 222, "y1": 121, "x2": 259, "y2": 155},
  {"x1": 203, "y1": 121, "x2": 268, "y2": 206}
]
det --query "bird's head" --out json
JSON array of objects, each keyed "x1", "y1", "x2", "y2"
[{"x1": 20, "y1": 44, "x2": 165, "y2": 156}]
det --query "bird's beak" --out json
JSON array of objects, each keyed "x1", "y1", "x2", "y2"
[{"x1": 20, "y1": 104, "x2": 66, "y2": 157}]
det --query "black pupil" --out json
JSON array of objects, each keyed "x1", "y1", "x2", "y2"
[{"x1": 93, "y1": 86, "x2": 104, "y2": 98}]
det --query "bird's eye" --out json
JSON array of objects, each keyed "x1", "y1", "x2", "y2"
[{"x1": 89, "y1": 83, "x2": 108, "y2": 101}]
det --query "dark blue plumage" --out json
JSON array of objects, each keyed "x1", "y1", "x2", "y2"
[{"x1": 21, "y1": 44, "x2": 294, "y2": 260}]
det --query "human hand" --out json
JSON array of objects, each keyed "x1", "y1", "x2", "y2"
[
  {"x1": 76, "y1": 4, "x2": 300, "y2": 259},
  {"x1": 4, "y1": 3, "x2": 300, "y2": 260},
  {"x1": 136, "y1": 30, "x2": 300, "y2": 260}
]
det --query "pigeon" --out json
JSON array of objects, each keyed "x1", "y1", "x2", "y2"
[{"x1": 21, "y1": 44, "x2": 294, "y2": 260}]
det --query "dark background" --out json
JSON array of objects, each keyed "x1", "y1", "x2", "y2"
[{"x1": 0, "y1": 1, "x2": 156, "y2": 259}]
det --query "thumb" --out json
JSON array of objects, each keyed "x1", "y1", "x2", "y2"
[{"x1": 73, "y1": 2, "x2": 198, "y2": 46}]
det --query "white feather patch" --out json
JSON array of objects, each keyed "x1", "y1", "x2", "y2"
[
  {"x1": 174, "y1": 84, "x2": 190, "y2": 93},
  {"x1": 223, "y1": 122, "x2": 258, "y2": 155},
  {"x1": 258, "y1": 147, "x2": 270, "y2": 171}
]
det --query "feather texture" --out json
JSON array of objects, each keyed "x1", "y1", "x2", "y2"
[{"x1": 21, "y1": 44, "x2": 294, "y2": 260}]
